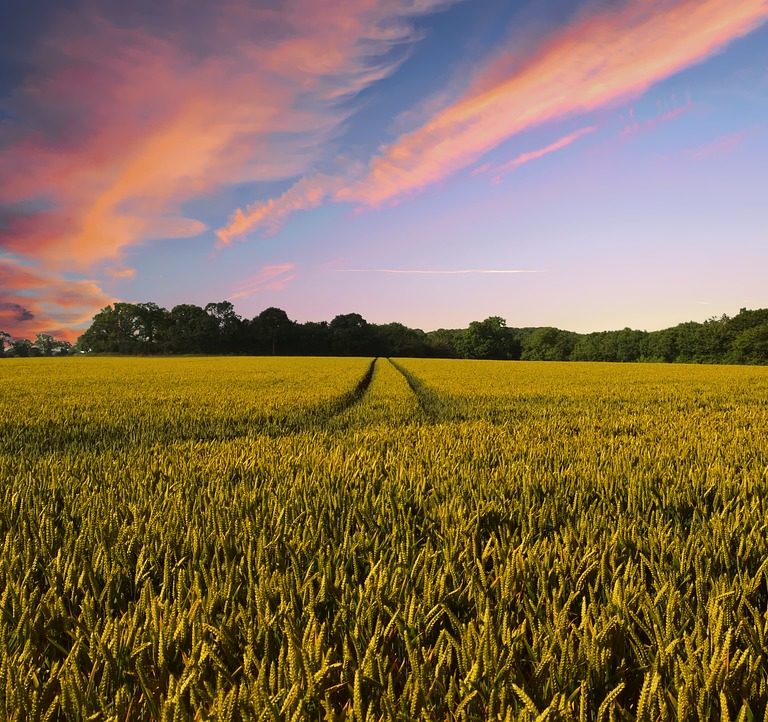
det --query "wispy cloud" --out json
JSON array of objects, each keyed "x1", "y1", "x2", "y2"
[
  {"x1": 334, "y1": 268, "x2": 542, "y2": 275},
  {"x1": 0, "y1": 1, "x2": 452, "y2": 263},
  {"x1": 217, "y1": 173, "x2": 347, "y2": 247},
  {"x1": 686, "y1": 129, "x2": 750, "y2": 160},
  {"x1": 217, "y1": 0, "x2": 768, "y2": 240},
  {"x1": 621, "y1": 97, "x2": 695, "y2": 137},
  {"x1": 339, "y1": 0, "x2": 768, "y2": 206},
  {"x1": 228, "y1": 263, "x2": 298, "y2": 301},
  {"x1": 473, "y1": 126, "x2": 597, "y2": 183}
]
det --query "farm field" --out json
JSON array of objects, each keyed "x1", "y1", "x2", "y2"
[{"x1": 1, "y1": 357, "x2": 768, "y2": 720}]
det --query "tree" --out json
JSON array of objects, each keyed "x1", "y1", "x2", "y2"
[
  {"x1": 425, "y1": 329, "x2": 462, "y2": 358},
  {"x1": 461, "y1": 316, "x2": 520, "y2": 360},
  {"x1": 727, "y1": 308, "x2": 768, "y2": 335},
  {"x1": 134, "y1": 303, "x2": 168, "y2": 349},
  {"x1": 329, "y1": 313, "x2": 375, "y2": 356},
  {"x1": 76, "y1": 303, "x2": 162, "y2": 353},
  {"x1": 160, "y1": 304, "x2": 218, "y2": 354},
  {"x1": 0, "y1": 331, "x2": 10, "y2": 357},
  {"x1": 695, "y1": 316, "x2": 731, "y2": 362},
  {"x1": 571, "y1": 332, "x2": 604, "y2": 361},
  {"x1": 461, "y1": 317, "x2": 496, "y2": 359},
  {"x1": 375, "y1": 322, "x2": 428, "y2": 357},
  {"x1": 205, "y1": 301, "x2": 243, "y2": 353},
  {"x1": 34, "y1": 333, "x2": 57, "y2": 356},
  {"x1": 613, "y1": 328, "x2": 646, "y2": 362},
  {"x1": 296, "y1": 321, "x2": 331, "y2": 355},
  {"x1": 672, "y1": 322, "x2": 706, "y2": 363},
  {"x1": 204, "y1": 300, "x2": 238, "y2": 327},
  {"x1": 10, "y1": 338, "x2": 33, "y2": 357},
  {"x1": 732, "y1": 323, "x2": 768, "y2": 364},
  {"x1": 252, "y1": 308, "x2": 296, "y2": 355},
  {"x1": 642, "y1": 328, "x2": 677, "y2": 363},
  {"x1": 521, "y1": 327, "x2": 577, "y2": 361}
]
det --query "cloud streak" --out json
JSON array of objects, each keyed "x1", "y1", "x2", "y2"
[
  {"x1": 228, "y1": 263, "x2": 298, "y2": 300},
  {"x1": 340, "y1": 0, "x2": 768, "y2": 205},
  {"x1": 217, "y1": 174, "x2": 347, "y2": 247},
  {"x1": 334, "y1": 268, "x2": 542, "y2": 275},
  {"x1": 621, "y1": 98, "x2": 695, "y2": 137},
  {"x1": 473, "y1": 126, "x2": 597, "y2": 182},
  {"x1": 686, "y1": 129, "x2": 751, "y2": 160}
]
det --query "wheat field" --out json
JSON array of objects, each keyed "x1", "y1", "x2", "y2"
[{"x1": 1, "y1": 357, "x2": 767, "y2": 720}]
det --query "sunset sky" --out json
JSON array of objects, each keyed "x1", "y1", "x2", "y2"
[{"x1": 1, "y1": 0, "x2": 767, "y2": 341}]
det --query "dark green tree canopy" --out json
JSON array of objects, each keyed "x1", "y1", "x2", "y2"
[
  {"x1": 4, "y1": 305, "x2": 768, "y2": 364},
  {"x1": 461, "y1": 316, "x2": 520, "y2": 360}
]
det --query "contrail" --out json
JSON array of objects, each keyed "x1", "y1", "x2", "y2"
[{"x1": 334, "y1": 268, "x2": 543, "y2": 275}]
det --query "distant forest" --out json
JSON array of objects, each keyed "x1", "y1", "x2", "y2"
[{"x1": 2, "y1": 302, "x2": 768, "y2": 364}]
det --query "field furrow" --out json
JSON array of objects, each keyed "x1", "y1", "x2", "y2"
[{"x1": 333, "y1": 357, "x2": 423, "y2": 428}]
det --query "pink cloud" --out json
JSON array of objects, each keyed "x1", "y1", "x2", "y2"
[
  {"x1": 219, "y1": 125, "x2": 595, "y2": 242},
  {"x1": 228, "y1": 263, "x2": 298, "y2": 300},
  {"x1": 218, "y1": 0, "x2": 767, "y2": 237},
  {"x1": 339, "y1": 0, "x2": 768, "y2": 206},
  {"x1": 621, "y1": 98, "x2": 695, "y2": 137},
  {"x1": 686, "y1": 129, "x2": 750, "y2": 160},
  {"x1": 105, "y1": 266, "x2": 137, "y2": 280},
  {"x1": 217, "y1": 174, "x2": 347, "y2": 246},
  {"x1": 0, "y1": 258, "x2": 112, "y2": 341},
  {"x1": 1, "y1": 0, "x2": 451, "y2": 270},
  {"x1": 474, "y1": 126, "x2": 597, "y2": 183}
]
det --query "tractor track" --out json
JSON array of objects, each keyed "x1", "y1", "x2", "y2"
[
  {"x1": 325, "y1": 357, "x2": 378, "y2": 418},
  {"x1": 386, "y1": 358, "x2": 443, "y2": 422}
]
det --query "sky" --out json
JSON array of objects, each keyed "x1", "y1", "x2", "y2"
[{"x1": 1, "y1": 0, "x2": 767, "y2": 341}]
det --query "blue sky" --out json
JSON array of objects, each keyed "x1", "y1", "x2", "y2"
[{"x1": 1, "y1": 0, "x2": 767, "y2": 339}]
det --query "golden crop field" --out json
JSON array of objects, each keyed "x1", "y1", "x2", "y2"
[{"x1": 1, "y1": 357, "x2": 768, "y2": 721}]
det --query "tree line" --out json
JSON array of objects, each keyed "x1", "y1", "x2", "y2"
[
  {"x1": 2, "y1": 302, "x2": 767, "y2": 363},
  {"x1": 0, "y1": 331, "x2": 72, "y2": 358}
]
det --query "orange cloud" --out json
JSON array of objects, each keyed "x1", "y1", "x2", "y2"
[
  {"x1": 105, "y1": 266, "x2": 137, "y2": 280},
  {"x1": 473, "y1": 126, "x2": 597, "y2": 182},
  {"x1": 217, "y1": 174, "x2": 347, "y2": 246},
  {"x1": 1, "y1": 0, "x2": 451, "y2": 268},
  {"x1": 0, "y1": 258, "x2": 112, "y2": 341},
  {"x1": 339, "y1": 0, "x2": 768, "y2": 205},
  {"x1": 228, "y1": 264, "x2": 298, "y2": 300}
]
